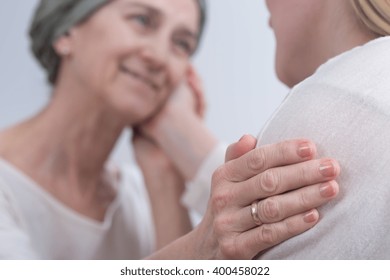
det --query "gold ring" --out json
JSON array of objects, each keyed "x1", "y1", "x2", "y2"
[{"x1": 250, "y1": 201, "x2": 262, "y2": 226}]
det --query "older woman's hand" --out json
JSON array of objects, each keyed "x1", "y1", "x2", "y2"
[
  {"x1": 139, "y1": 64, "x2": 205, "y2": 135},
  {"x1": 193, "y1": 136, "x2": 340, "y2": 259},
  {"x1": 135, "y1": 65, "x2": 218, "y2": 181}
]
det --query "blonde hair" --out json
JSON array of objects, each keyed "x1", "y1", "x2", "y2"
[{"x1": 351, "y1": 0, "x2": 390, "y2": 36}]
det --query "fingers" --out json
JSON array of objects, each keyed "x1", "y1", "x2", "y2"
[
  {"x1": 238, "y1": 209, "x2": 320, "y2": 259},
  {"x1": 187, "y1": 65, "x2": 206, "y2": 118},
  {"x1": 221, "y1": 139, "x2": 317, "y2": 182},
  {"x1": 233, "y1": 158, "x2": 340, "y2": 206},
  {"x1": 209, "y1": 138, "x2": 341, "y2": 259},
  {"x1": 225, "y1": 135, "x2": 257, "y2": 162},
  {"x1": 234, "y1": 180, "x2": 339, "y2": 230}
]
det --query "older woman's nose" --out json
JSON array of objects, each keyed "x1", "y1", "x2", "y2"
[{"x1": 139, "y1": 40, "x2": 170, "y2": 73}]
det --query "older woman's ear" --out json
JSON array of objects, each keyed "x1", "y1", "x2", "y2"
[
  {"x1": 30, "y1": 0, "x2": 107, "y2": 84},
  {"x1": 53, "y1": 35, "x2": 72, "y2": 57}
]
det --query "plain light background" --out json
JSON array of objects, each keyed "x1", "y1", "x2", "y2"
[{"x1": 0, "y1": 0, "x2": 288, "y2": 163}]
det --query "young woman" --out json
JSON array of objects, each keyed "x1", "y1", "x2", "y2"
[{"x1": 256, "y1": 0, "x2": 390, "y2": 259}]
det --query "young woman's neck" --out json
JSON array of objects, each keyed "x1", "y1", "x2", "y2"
[
  {"x1": 317, "y1": 1, "x2": 378, "y2": 72},
  {"x1": 290, "y1": 1, "x2": 379, "y2": 88},
  {"x1": 327, "y1": 2, "x2": 377, "y2": 57}
]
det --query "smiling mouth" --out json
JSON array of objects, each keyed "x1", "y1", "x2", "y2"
[{"x1": 119, "y1": 65, "x2": 160, "y2": 91}]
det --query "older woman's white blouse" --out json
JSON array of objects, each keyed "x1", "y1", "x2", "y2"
[{"x1": 0, "y1": 159, "x2": 155, "y2": 259}]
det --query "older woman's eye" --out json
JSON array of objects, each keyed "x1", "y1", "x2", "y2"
[
  {"x1": 174, "y1": 39, "x2": 194, "y2": 56},
  {"x1": 129, "y1": 14, "x2": 153, "y2": 28}
]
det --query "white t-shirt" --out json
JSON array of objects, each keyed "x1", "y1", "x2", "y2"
[
  {"x1": 0, "y1": 159, "x2": 155, "y2": 259},
  {"x1": 185, "y1": 37, "x2": 390, "y2": 259},
  {"x1": 256, "y1": 36, "x2": 390, "y2": 259}
]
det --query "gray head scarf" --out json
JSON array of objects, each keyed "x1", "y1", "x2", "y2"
[{"x1": 29, "y1": 0, "x2": 207, "y2": 85}]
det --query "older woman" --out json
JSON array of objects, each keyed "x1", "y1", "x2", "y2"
[
  {"x1": 142, "y1": 0, "x2": 390, "y2": 259},
  {"x1": 0, "y1": 0, "x2": 340, "y2": 259}
]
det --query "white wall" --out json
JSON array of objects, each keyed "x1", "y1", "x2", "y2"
[{"x1": 0, "y1": 0, "x2": 288, "y2": 163}]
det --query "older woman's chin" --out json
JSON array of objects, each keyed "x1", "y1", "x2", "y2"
[{"x1": 114, "y1": 104, "x2": 162, "y2": 127}]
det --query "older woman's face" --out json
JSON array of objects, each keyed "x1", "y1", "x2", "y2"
[
  {"x1": 61, "y1": 0, "x2": 200, "y2": 123},
  {"x1": 265, "y1": 0, "x2": 325, "y2": 87}
]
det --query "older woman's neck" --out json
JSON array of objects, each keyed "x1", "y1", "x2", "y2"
[
  {"x1": 49, "y1": 90, "x2": 124, "y2": 175},
  {"x1": 0, "y1": 84, "x2": 126, "y2": 193}
]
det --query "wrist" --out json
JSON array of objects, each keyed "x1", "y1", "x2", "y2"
[
  {"x1": 141, "y1": 106, "x2": 219, "y2": 181},
  {"x1": 141, "y1": 103, "x2": 185, "y2": 140},
  {"x1": 189, "y1": 219, "x2": 217, "y2": 259}
]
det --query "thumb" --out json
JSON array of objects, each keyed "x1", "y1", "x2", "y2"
[{"x1": 225, "y1": 134, "x2": 257, "y2": 162}]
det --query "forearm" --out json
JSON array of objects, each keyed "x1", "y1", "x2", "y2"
[
  {"x1": 146, "y1": 223, "x2": 213, "y2": 260},
  {"x1": 182, "y1": 143, "x2": 227, "y2": 215},
  {"x1": 144, "y1": 166, "x2": 192, "y2": 250},
  {"x1": 148, "y1": 108, "x2": 219, "y2": 181},
  {"x1": 146, "y1": 230, "x2": 197, "y2": 260}
]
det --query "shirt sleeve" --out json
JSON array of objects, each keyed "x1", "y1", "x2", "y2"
[
  {"x1": 181, "y1": 143, "x2": 227, "y2": 216},
  {"x1": 0, "y1": 180, "x2": 38, "y2": 259},
  {"x1": 118, "y1": 164, "x2": 156, "y2": 257}
]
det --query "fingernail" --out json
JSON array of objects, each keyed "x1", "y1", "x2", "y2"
[
  {"x1": 320, "y1": 183, "x2": 336, "y2": 198},
  {"x1": 319, "y1": 160, "x2": 336, "y2": 177},
  {"x1": 297, "y1": 142, "x2": 312, "y2": 158},
  {"x1": 239, "y1": 134, "x2": 249, "y2": 142},
  {"x1": 303, "y1": 210, "x2": 317, "y2": 223}
]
